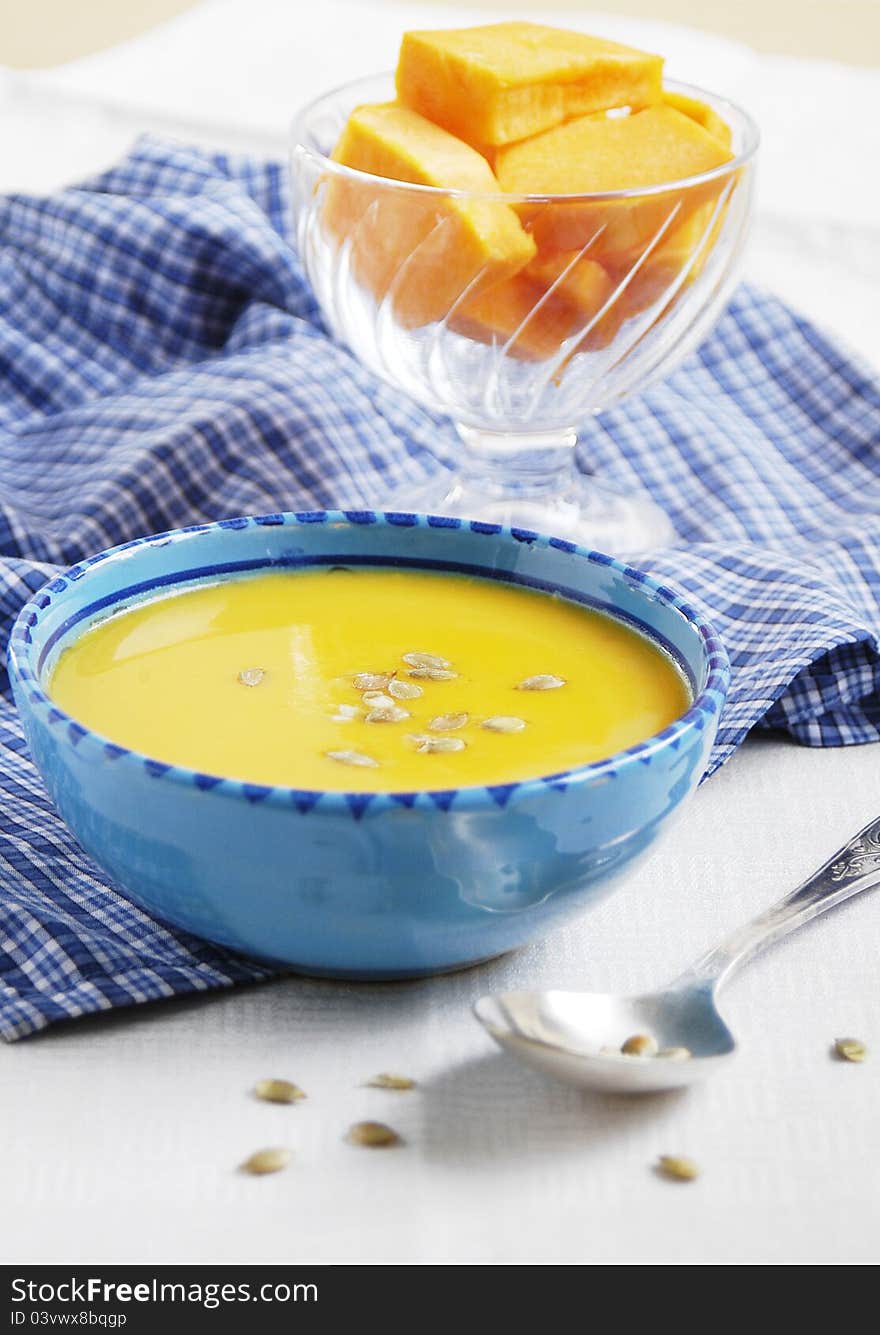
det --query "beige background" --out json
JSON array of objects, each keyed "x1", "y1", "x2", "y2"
[{"x1": 1, "y1": 0, "x2": 879, "y2": 68}]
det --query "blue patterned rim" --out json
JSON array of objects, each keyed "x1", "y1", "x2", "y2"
[{"x1": 7, "y1": 511, "x2": 730, "y2": 816}]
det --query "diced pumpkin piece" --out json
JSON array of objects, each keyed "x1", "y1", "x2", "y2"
[
  {"x1": 449, "y1": 276, "x2": 579, "y2": 361},
  {"x1": 525, "y1": 251, "x2": 614, "y2": 319},
  {"x1": 608, "y1": 201, "x2": 719, "y2": 318},
  {"x1": 323, "y1": 102, "x2": 535, "y2": 328},
  {"x1": 496, "y1": 104, "x2": 732, "y2": 196},
  {"x1": 663, "y1": 90, "x2": 732, "y2": 149},
  {"x1": 449, "y1": 267, "x2": 625, "y2": 362},
  {"x1": 521, "y1": 248, "x2": 628, "y2": 351},
  {"x1": 496, "y1": 106, "x2": 734, "y2": 263},
  {"x1": 396, "y1": 21, "x2": 663, "y2": 153}
]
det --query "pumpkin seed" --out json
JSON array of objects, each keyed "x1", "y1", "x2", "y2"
[
  {"x1": 366, "y1": 1073, "x2": 416, "y2": 1091},
  {"x1": 656, "y1": 1155, "x2": 699, "y2": 1182},
  {"x1": 407, "y1": 667, "x2": 458, "y2": 682},
  {"x1": 389, "y1": 678, "x2": 423, "y2": 701},
  {"x1": 325, "y1": 749, "x2": 379, "y2": 768},
  {"x1": 428, "y1": 712, "x2": 468, "y2": 732},
  {"x1": 656, "y1": 1046, "x2": 692, "y2": 1061},
  {"x1": 240, "y1": 1147, "x2": 292, "y2": 1175},
  {"x1": 365, "y1": 706, "x2": 409, "y2": 724},
  {"x1": 402, "y1": 652, "x2": 450, "y2": 670},
  {"x1": 253, "y1": 1078, "x2": 306, "y2": 1104},
  {"x1": 331, "y1": 703, "x2": 360, "y2": 723},
  {"x1": 834, "y1": 1037, "x2": 868, "y2": 1063},
  {"x1": 238, "y1": 668, "x2": 266, "y2": 687},
  {"x1": 408, "y1": 734, "x2": 466, "y2": 755},
  {"x1": 482, "y1": 716, "x2": 526, "y2": 733},
  {"x1": 516, "y1": 674, "x2": 566, "y2": 691},
  {"x1": 362, "y1": 691, "x2": 395, "y2": 708},
  {"x1": 353, "y1": 672, "x2": 392, "y2": 691},
  {"x1": 621, "y1": 1033, "x2": 658, "y2": 1057},
  {"x1": 347, "y1": 1121, "x2": 400, "y2": 1148}
]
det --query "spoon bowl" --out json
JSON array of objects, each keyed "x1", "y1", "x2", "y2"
[{"x1": 475, "y1": 985, "x2": 736, "y2": 1093}]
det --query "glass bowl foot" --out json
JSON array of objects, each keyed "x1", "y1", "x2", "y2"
[{"x1": 386, "y1": 427, "x2": 677, "y2": 556}]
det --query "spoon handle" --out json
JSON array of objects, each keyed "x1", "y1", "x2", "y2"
[{"x1": 676, "y1": 815, "x2": 880, "y2": 991}]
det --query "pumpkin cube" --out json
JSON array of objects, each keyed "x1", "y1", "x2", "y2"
[
  {"x1": 495, "y1": 105, "x2": 734, "y2": 263},
  {"x1": 449, "y1": 275, "x2": 579, "y2": 361},
  {"x1": 663, "y1": 90, "x2": 732, "y2": 149},
  {"x1": 525, "y1": 251, "x2": 614, "y2": 320},
  {"x1": 324, "y1": 102, "x2": 535, "y2": 328},
  {"x1": 608, "y1": 201, "x2": 721, "y2": 319},
  {"x1": 396, "y1": 21, "x2": 663, "y2": 153}
]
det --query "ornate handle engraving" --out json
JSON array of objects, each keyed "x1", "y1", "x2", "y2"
[{"x1": 829, "y1": 819, "x2": 880, "y2": 880}]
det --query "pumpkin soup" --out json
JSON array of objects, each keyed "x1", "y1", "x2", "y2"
[{"x1": 49, "y1": 568, "x2": 690, "y2": 791}]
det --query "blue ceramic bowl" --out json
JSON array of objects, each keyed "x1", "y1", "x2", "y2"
[{"x1": 8, "y1": 512, "x2": 729, "y2": 978}]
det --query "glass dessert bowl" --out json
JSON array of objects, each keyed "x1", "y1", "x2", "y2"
[{"x1": 290, "y1": 73, "x2": 758, "y2": 552}]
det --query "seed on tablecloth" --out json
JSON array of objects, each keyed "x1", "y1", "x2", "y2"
[
  {"x1": 834, "y1": 1037, "x2": 868, "y2": 1062},
  {"x1": 240, "y1": 1148, "x2": 292, "y2": 1175},
  {"x1": 366, "y1": 1073, "x2": 416, "y2": 1091},
  {"x1": 253, "y1": 1078, "x2": 306, "y2": 1104},
  {"x1": 347, "y1": 1121, "x2": 401, "y2": 1147},
  {"x1": 656, "y1": 1155, "x2": 700, "y2": 1182}
]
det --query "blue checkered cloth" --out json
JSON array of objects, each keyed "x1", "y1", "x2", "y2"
[{"x1": 0, "y1": 138, "x2": 878, "y2": 1039}]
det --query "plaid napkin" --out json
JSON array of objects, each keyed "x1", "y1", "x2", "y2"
[{"x1": 1, "y1": 138, "x2": 878, "y2": 1040}]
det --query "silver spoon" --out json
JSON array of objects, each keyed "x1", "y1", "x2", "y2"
[{"x1": 475, "y1": 816, "x2": 880, "y2": 1093}]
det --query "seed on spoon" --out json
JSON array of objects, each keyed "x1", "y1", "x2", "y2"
[
  {"x1": 366, "y1": 1073, "x2": 416, "y2": 1091},
  {"x1": 408, "y1": 666, "x2": 458, "y2": 682},
  {"x1": 238, "y1": 667, "x2": 266, "y2": 687},
  {"x1": 325, "y1": 749, "x2": 379, "y2": 768},
  {"x1": 428, "y1": 712, "x2": 468, "y2": 732},
  {"x1": 621, "y1": 1033, "x2": 659, "y2": 1057},
  {"x1": 254, "y1": 1078, "x2": 306, "y2": 1104},
  {"x1": 240, "y1": 1147, "x2": 292, "y2": 1175},
  {"x1": 389, "y1": 678, "x2": 423, "y2": 701},
  {"x1": 409, "y1": 734, "x2": 466, "y2": 755},
  {"x1": 347, "y1": 1121, "x2": 401, "y2": 1148},
  {"x1": 516, "y1": 674, "x2": 566, "y2": 691},
  {"x1": 834, "y1": 1037, "x2": 868, "y2": 1063},
  {"x1": 366, "y1": 706, "x2": 409, "y2": 724},
  {"x1": 353, "y1": 672, "x2": 393, "y2": 691},
  {"x1": 482, "y1": 716, "x2": 526, "y2": 734},
  {"x1": 402, "y1": 652, "x2": 450, "y2": 670},
  {"x1": 656, "y1": 1155, "x2": 700, "y2": 1183},
  {"x1": 656, "y1": 1046, "x2": 692, "y2": 1061}
]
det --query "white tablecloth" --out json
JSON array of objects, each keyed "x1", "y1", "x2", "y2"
[{"x1": 2, "y1": 1, "x2": 879, "y2": 1265}]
